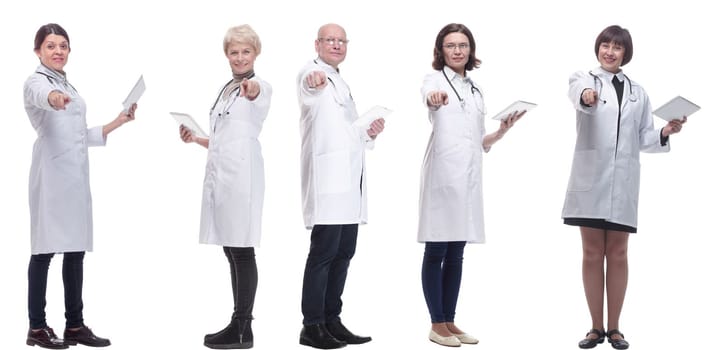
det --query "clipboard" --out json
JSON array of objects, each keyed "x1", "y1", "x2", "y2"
[
  {"x1": 122, "y1": 75, "x2": 145, "y2": 113},
  {"x1": 492, "y1": 100, "x2": 537, "y2": 120},
  {"x1": 353, "y1": 105, "x2": 392, "y2": 128},
  {"x1": 170, "y1": 112, "x2": 209, "y2": 138},
  {"x1": 653, "y1": 96, "x2": 700, "y2": 121}
]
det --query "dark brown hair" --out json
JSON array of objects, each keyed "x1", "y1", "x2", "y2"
[
  {"x1": 594, "y1": 25, "x2": 633, "y2": 66},
  {"x1": 34, "y1": 23, "x2": 70, "y2": 51},
  {"x1": 432, "y1": 23, "x2": 481, "y2": 71}
]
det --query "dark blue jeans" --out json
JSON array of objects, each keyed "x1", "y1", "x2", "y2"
[
  {"x1": 301, "y1": 224, "x2": 358, "y2": 325},
  {"x1": 223, "y1": 247, "x2": 257, "y2": 321},
  {"x1": 421, "y1": 241, "x2": 466, "y2": 323},
  {"x1": 28, "y1": 252, "x2": 85, "y2": 329}
]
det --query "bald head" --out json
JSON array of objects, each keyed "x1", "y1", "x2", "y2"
[
  {"x1": 315, "y1": 23, "x2": 348, "y2": 68},
  {"x1": 318, "y1": 23, "x2": 346, "y2": 39}
]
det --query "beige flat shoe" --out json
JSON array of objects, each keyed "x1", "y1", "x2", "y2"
[
  {"x1": 453, "y1": 333, "x2": 479, "y2": 344},
  {"x1": 429, "y1": 330, "x2": 461, "y2": 347}
]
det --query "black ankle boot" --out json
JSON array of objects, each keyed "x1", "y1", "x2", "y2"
[
  {"x1": 204, "y1": 315, "x2": 235, "y2": 342},
  {"x1": 300, "y1": 324, "x2": 346, "y2": 349},
  {"x1": 203, "y1": 318, "x2": 243, "y2": 349},
  {"x1": 240, "y1": 318, "x2": 253, "y2": 349}
]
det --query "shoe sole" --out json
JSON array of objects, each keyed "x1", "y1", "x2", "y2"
[
  {"x1": 64, "y1": 340, "x2": 111, "y2": 347},
  {"x1": 26, "y1": 339, "x2": 69, "y2": 349},
  {"x1": 203, "y1": 341, "x2": 252, "y2": 349},
  {"x1": 299, "y1": 337, "x2": 347, "y2": 349}
]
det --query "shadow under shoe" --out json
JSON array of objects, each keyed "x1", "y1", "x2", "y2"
[
  {"x1": 204, "y1": 318, "x2": 252, "y2": 349},
  {"x1": 300, "y1": 324, "x2": 346, "y2": 349},
  {"x1": 325, "y1": 321, "x2": 371, "y2": 345}
]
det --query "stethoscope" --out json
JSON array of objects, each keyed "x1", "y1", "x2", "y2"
[
  {"x1": 313, "y1": 59, "x2": 353, "y2": 105},
  {"x1": 589, "y1": 71, "x2": 637, "y2": 104},
  {"x1": 36, "y1": 69, "x2": 77, "y2": 94},
  {"x1": 442, "y1": 69, "x2": 483, "y2": 112},
  {"x1": 208, "y1": 74, "x2": 255, "y2": 132}
]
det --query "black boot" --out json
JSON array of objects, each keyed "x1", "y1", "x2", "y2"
[
  {"x1": 204, "y1": 315, "x2": 235, "y2": 342},
  {"x1": 240, "y1": 318, "x2": 253, "y2": 349},
  {"x1": 203, "y1": 318, "x2": 243, "y2": 349},
  {"x1": 326, "y1": 320, "x2": 371, "y2": 344},
  {"x1": 300, "y1": 324, "x2": 346, "y2": 349}
]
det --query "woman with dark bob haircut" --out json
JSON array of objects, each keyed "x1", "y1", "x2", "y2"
[
  {"x1": 418, "y1": 23, "x2": 524, "y2": 347},
  {"x1": 24, "y1": 23, "x2": 137, "y2": 349},
  {"x1": 563, "y1": 24, "x2": 687, "y2": 350}
]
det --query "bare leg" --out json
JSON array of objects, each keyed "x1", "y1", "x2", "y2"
[
  {"x1": 581, "y1": 227, "x2": 606, "y2": 338},
  {"x1": 431, "y1": 322, "x2": 453, "y2": 337},
  {"x1": 445, "y1": 322, "x2": 465, "y2": 334},
  {"x1": 605, "y1": 230, "x2": 629, "y2": 340}
]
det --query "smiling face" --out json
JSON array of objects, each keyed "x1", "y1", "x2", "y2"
[
  {"x1": 315, "y1": 24, "x2": 347, "y2": 68},
  {"x1": 442, "y1": 32, "x2": 470, "y2": 76},
  {"x1": 226, "y1": 42, "x2": 257, "y2": 75},
  {"x1": 597, "y1": 41, "x2": 624, "y2": 73},
  {"x1": 35, "y1": 33, "x2": 70, "y2": 72}
]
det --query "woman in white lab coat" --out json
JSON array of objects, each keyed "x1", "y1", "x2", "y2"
[
  {"x1": 563, "y1": 25, "x2": 686, "y2": 350},
  {"x1": 24, "y1": 23, "x2": 136, "y2": 349},
  {"x1": 179, "y1": 24, "x2": 271, "y2": 350},
  {"x1": 418, "y1": 23, "x2": 523, "y2": 347}
]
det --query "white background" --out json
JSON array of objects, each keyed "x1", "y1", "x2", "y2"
[{"x1": 1, "y1": 1, "x2": 722, "y2": 349}]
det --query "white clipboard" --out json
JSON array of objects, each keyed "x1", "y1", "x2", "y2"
[
  {"x1": 653, "y1": 96, "x2": 700, "y2": 121},
  {"x1": 353, "y1": 105, "x2": 392, "y2": 128},
  {"x1": 121, "y1": 75, "x2": 145, "y2": 113},
  {"x1": 170, "y1": 112, "x2": 208, "y2": 138},
  {"x1": 492, "y1": 100, "x2": 537, "y2": 120}
]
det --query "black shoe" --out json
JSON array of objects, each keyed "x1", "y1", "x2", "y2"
[
  {"x1": 325, "y1": 321, "x2": 371, "y2": 345},
  {"x1": 300, "y1": 324, "x2": 346, "y2": 349},
  {"x1": 63, "y1": 325, "x2": 110, "y2": 347},
  {"x1": 607, "y1": 329, "x2": 629, "y2": 350},
  {"x1": 578, "y1": 328, "x2": 606, "y2": 349},
  {"x1": 27, "y1": 327, "x2": 68, "y2": 349},
  {"x1": 204, "y1": 318, "x2": 253, "y2": 349},
  {"x1": 241, "y1": 319, "x2": 253, "y2": 349}
]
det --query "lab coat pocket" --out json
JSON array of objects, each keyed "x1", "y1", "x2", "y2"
[
  {"x1": 567, "y1": 150, "x2": 597, "y2": 192},
  {"x1": 431, "y1": 142, "x2": 465, "y2": 188},
  {"x1": 315, "y1": 150, "x2": 351, "y2": 194}
]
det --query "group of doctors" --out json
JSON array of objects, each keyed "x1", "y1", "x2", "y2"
[{"x1": 22, "y1": 20, "x2": 686, "y2": 350}]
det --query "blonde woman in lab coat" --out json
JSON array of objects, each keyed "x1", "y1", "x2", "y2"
[
  {"x1": 563, "y1": 25, "x2": 687, "y2": 350},
  {"x1": 179, "y1": 24, "x2": 271, "y2": 349},
  {"x1": 24, "y1": 23, "x2": 136, "y2": 349},
  {"x1": 418, "y1": 23, "x2": 523, "y2": 347}
]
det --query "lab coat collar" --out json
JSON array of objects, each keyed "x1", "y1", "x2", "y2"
[
  {"x1": 443, "y1": 65, "x2": 467, "y2": 82},
  {"x1": 591, "y1": 66, "x2": 625, "y2": 83},
  {"x1": 36, "y1": 64, "x2": 69, "y2": 85},
  {"x1": 314, "y1": 57, "x2": 340, "y2": 74}
]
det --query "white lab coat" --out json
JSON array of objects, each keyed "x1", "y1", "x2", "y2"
[
  {"x1": 24, "y1": 65, "x2": 106, "y2": 255},
  {"x1": 418, "y1": 66, "x2": 487, "y2": 243},
  {"x1": 297, "y1": 59, "x2": 373, "y2": 229},
  {"x1": 199, "y1": 77, "x2": 271, "y2": 247},
  {"x1": 562, "y1": 67, "x2": 669, "y2": 228}
]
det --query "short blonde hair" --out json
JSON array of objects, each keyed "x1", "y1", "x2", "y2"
[{"x1": 223, "y1": 24, "x2": 261, "y2": 55}]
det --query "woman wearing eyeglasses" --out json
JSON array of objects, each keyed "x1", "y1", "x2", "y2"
[
  {"x1": 563, "y1": 25, "x2": 686, "y2": 350},
  {"x1": 418, "y1": 23, "x2": 524, "y2": 347}
]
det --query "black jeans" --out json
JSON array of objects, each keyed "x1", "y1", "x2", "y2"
[
  {"x1": 28, "y1": 252, "x2": 85, "y2": 329},
  {"x1": 301, "y1": 224, "x2": 358, "y2": 325},
  {"x1": 223, "y1": 247, "x2": 258, "y2": 321}
]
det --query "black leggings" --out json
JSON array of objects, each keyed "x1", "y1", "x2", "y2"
[
  {"x1": 223, "y1": 247, "x2": 258, "y2": 321},
  {"x1": 28, "y1": 252, "x2": 85, "y2": 329}
]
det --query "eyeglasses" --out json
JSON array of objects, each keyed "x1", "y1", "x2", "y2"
[
  {"x1": 443, "y1": 43, "x2": 470, "y2": 51},
  {"x1": 318, "y1": 38, "x2": 349, "y2": 46}
]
